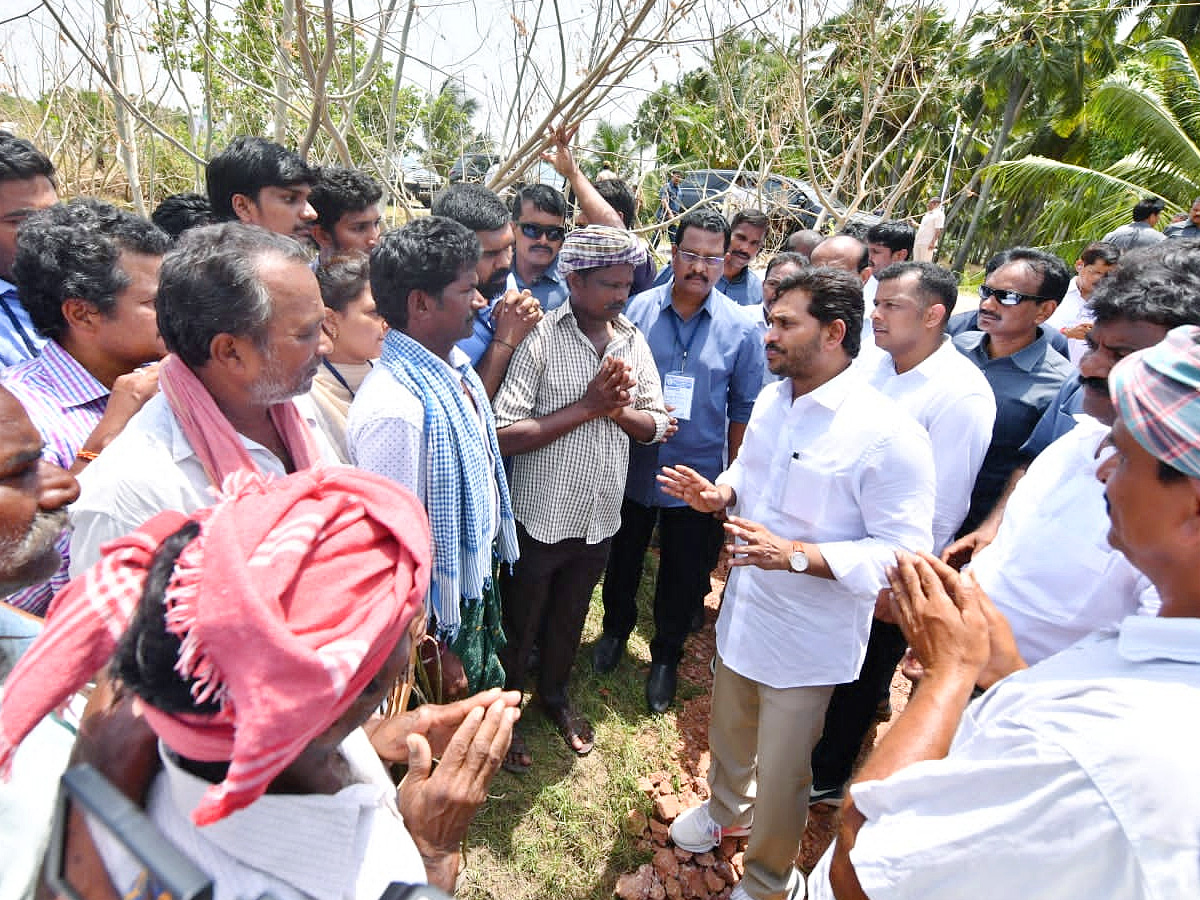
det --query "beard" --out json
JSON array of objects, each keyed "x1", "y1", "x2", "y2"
[
  {"x1": 0, "y1": 507, "x2": 68, "y2": 596},
  {"x1": 480, "y1": 269, "x2": 509, "y2": 302}
]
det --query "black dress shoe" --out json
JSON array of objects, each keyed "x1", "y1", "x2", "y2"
[
  {"x1": 593, "y1": 633, "x2": 625, "y2": 674},
  {"x1": 646, "y1": 662, "x2": 678, "y2": 713}
]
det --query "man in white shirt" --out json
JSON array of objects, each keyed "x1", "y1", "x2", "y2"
[
  {"x1": 810, "y1": 234, "x2": 883, "y2": 369},
  {"x1": 809, "y1": 261, "x2": 995, "y2": 804},
  {"x1": 912, "y1": 197, "x2": 944, "y2": 262},
  {"x1": 69, "y1": 223, "x2": 336, "y2": 573},
  {"x1": 1044, "y1": 241, "x2": 1119, "y2": 365},
  {"x1": 349, "y1": 216, "x2": 518, "y2": 699},
  {"x1": 814, "y1": 317, "x2": 1200, "y2": 900},
  {"x1": 659, "y1": 266, "x2": 935, "y2": 900}
]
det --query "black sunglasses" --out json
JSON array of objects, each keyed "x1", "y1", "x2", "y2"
[
  {"x1": 519, "y1": 222, "x2": 566, "y2": 241},
  {"x1": 978, "y1": 284, "x2": 1054, "y2": 306}
]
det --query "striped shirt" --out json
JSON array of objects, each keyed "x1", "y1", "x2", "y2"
[
  {"x1": 2, "y1": 340, "x2": 109, "y2": 614},
  {"x1": 493, "y1": 302, "x2": 669, "y2": 544}
]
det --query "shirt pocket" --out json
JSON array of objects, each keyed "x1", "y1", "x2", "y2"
[{"x1": 781, "y1": 451, "x2": 840, "y2": 530}]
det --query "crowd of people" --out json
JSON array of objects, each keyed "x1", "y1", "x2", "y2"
[{"x1": 0, "y1": 126, "x2": 1197, "y2": 900}]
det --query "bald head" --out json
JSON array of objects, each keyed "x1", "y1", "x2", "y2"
[
  {"x1": 785, "y1": 229, "x2": 823, "y2": 260},
  {"x1": 810, "y1": 235, "x2": 869, "y2": 281}
]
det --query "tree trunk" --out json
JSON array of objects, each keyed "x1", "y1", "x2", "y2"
[
  {"x1": 275, "y1": 0, "x2": 294, "y2": 143},
  {"x1": 103, "y1": 0, "x2": 145, "y2": 215},
  {"x1": 950, "y1": 76, "x2": 1030, "y2": 272}
]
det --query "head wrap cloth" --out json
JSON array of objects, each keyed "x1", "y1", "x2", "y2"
[
  {"x1": 1111, "y1": 324, "x2": 1200, "y2": 479},
  {"x1": 0, "y1": 467, "x2": 430, "y2": 826},
  {"x1": 556, "y1": 225, "x2": 646, "y2": 275}
]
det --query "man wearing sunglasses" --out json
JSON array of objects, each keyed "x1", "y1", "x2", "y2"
[
  {"x1": 952, "y1": 247, "x2": 1073, "y2": 534},
  {"x1": 508, "y1": 184, "x2": 570, "y2": 313}
]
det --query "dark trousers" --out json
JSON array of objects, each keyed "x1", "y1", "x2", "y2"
[
  {"x1": 499, "y1": 522, "x2": 611, "y2": 711},
  {"x1": 810, "y1": 619, "x2": 908, "y2": 789},
  {"x1": 601, "y1": 499, "x2": 723, "y2": 665}
]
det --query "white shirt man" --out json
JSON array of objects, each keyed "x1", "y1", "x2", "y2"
[
  {"x1": 660, "y1": 267, "x2": 934, "y2": 900},
  {"x1": 913, "y1": 199, "x2": 945, "y2": 262}
]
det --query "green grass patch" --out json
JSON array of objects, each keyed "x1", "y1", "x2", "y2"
[{"x1": 455, "y1": 553, "x2": 673, "y2": 900}]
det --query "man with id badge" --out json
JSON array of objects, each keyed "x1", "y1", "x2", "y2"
[
  {"x1": 657, "y1": 266, "x2": 934, "y2": 900},
  {"x1": 596, "y1": 207, "x2": 764, "y2": 714}
]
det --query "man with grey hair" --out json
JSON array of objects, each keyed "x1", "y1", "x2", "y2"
[{"x1": 69, "y1": 223, "x2": 335, "y2": 572}]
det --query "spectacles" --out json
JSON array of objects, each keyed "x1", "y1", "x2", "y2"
[
  {"x1": 978, "y1": 284, "x2": 1054, "y2": 306},
  {"x1": 677, "y1": 248, "x2": 725, "y2": 268},
  {"x1": 519, "y1": 222, "x2": 566, "y2": 241}
]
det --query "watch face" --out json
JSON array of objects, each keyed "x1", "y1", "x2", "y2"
[{"x1": 789, "y1": 549, "x2": 808, "y2": 572}]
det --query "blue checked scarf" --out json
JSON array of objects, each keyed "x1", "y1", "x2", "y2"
[{"x1": 378, "y1": 330, "x2": 518, "y2": 641}]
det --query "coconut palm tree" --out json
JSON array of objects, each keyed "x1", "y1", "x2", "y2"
[{"x1": 989, "y1": 38, "x2": 1200, "y2": 251}]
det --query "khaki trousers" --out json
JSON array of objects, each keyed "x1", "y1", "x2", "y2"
[{"x1": 707, "y1": 655, "x2": 834, "y2": 900}]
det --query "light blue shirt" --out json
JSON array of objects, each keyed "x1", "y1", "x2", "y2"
[
  {"x1": 506, "y1": 261, "x2": 569, "y2": 312},
  {"x1": 623, "y1": 280, "x2": 764, "y2": 507},
  {"x1": 0, "y1": 279, "x2": 46, "y2": 368}
]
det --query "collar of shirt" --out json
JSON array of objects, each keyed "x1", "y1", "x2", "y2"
[
  {"x1": 163, "y1": 393, "x2": 313, "y2": 465},
  {"x1": 510, "y1": 260, "x2": 563, "y2": 290},
  {"x1": 794, "y1": 361, "x2": 860, "y2": 414},
  {"x1": 156, "y1": 732, "x2": 397, "y2": 899},
  {"x1": 956, "y1": 327, "x2": 1052, "y2": 373},
  {"x1": 25, "y1": 340, "x2": 110, "y2": 408},
  {"x1": 554, "y1": 299, "x2": 638, "y2": 347},
  {"x1": 876, "y1": 334, "x2": 959, "y2": 385},
  {"x1": 655, "y1": 279, "x2": 717, "y2": 321},
  {"x1": 1118, "y1": 615, "x2": 1200, "y2": 665},
  {"x1": 0, "y1": 276, "x2": 15, "y2": 296}
]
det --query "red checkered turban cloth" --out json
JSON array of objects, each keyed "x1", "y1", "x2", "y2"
[
  {"x1": 0, "y1": 466, "x2": 430, "y2": 825},
  {"x1": 1111, "y1": 324, "x2": 1200, "y2": 479}
]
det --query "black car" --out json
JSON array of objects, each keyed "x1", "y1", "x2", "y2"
[
  {"x1": 675, "y1": 168, "x2": 879, "y2": 237},
  {"x1": 449, "y1": 153, "x2": 500, "y2": 184}
]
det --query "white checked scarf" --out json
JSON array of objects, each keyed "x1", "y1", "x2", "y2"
[{"x1": 378, "y1": 329, "x2": 518, "y2": 640}]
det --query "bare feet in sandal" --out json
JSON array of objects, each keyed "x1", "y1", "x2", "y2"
[
  {"x1": 503, "y1": 728, "x2": 532, "y2": 773},
  {"x1": 546, "y1": 704, "x2": 594, "y2": 756}
]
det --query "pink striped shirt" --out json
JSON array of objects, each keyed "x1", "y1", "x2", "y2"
[{"x1": 2, "y1": 340, "x2": 109, "y2": 614}]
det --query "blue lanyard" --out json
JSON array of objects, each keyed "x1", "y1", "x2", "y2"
[
  {"x1": 322, "y1": 359, "x2": 367, "y2": 398},
  {"x1": 670, "y1": 311, "x2": 704, "y2": 371},
  {"x1": 0, "y1": 292, "x2": 38, "y2": 357}
]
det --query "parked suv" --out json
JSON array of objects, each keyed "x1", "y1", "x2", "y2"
[
  {"x1": 449, "y1": 153, "x2": 500, "y2": 184},
  {"x1": 675, "y1": 168, "x2": 879, "y2": 237}
]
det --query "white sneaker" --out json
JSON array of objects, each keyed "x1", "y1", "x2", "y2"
[{"x1": 668, "y1": 801, "x2": 751, "y2": 853}]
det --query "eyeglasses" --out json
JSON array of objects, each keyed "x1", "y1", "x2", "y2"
[
  {"x1": 519, "y1": 222, "x2": 566, "y2": 241},
  {"x1": 677, "y1": 248, "x2": 725, "y2": 268},
  {"x1": 978, "y1": 284, "x2": 1054, "y2": 306}
]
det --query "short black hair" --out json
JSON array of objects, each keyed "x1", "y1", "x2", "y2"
[
  {"x1": 157, "y1": 222, "x2": 309, "y2": 368},
  {"x1": 730, "y1": 208, "x2": 768, "y2": 232},
  {"x1": 985, "y1": 247, "x2": 1071, "y2": 303},
  {"x1": 151, "y1": 192, "x2": 216, "y2": 241},
  {"x1": 0, "y1": 131, "x2": 55, "y2": 187},
  {"x1": 308, "y1": 166, "x2": 383, "y2": 229},
  {"x1": 511, "y1": 183, "x2": 567, "y2": 221},
  {"x1": 875, "y1": 260, "x2": 960, "y2": 325},
  {"x1": 13, "y1": 198, "x2": 170, "y2": 341},
  {"x1": 1132, "y1": 196, "x2": 1166, "y2": 222},
  {"x1": 370, "y1": 216, "x2": 480, "y2": 331},
  {"x1": 316, "y1": 253, "x2": 370, "y2": 313},
  {"x1": 674, "y1": 207, "x2": 731, "y2": 252},
  {"x1": 866, "y1": 220, "x2": 915, "y2": 256},
  {"x1": 838, "y1": 221, "x2": 870, "y2": 242},
  {"x1": 594, "y1": 179, "x2": 637, "y2": 229},
  {"x1": 206, "y1": 136, "x2": 316, "y2": 221},
  {"x1": 431, "y1": 183, "x2": 510, "y2": 232},
  {"x1": 765, "y1": 251, "x2": 809, "y2": 278},
  {"x1": 775, "y1": 265, "x2": 863, "y2": 358},
  {"x1": 1089, "y1": 238, "x2": 1200, "y2": 329},
  {"x1": 1078, "y1": 241, "x2": 1120, "y2": 267}
]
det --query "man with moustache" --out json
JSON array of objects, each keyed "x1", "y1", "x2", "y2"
[
  {"x1": 0, "y1": 385, "x2": 80, "y2": 900},
  {"x1": 2, "y1": 199, "x2": 169, "y2": 615},
  {"x1": 508, "y1": 183, "x2": 570, "y2": 311},
  {"x1": 661, "y1": 266, "x2": 934, "y2": 900},
  {"x1": 943, "y1": 242, "x2": 1200, "y2": 663},
  {"x1": 435, "y1": 183, "x2": 543, "y2": 399},
  {"x1": 69, "y1": 223, "x2": 336, "y2": 572},
  {"x1": 596, "y1": 207, "x2": 763, "y2": 714},
  {"x1": 493, "y1": 226, "x2": 669, "y2": 768},
  {"x1": 952, "y1": 248, "x2": 1073, "y2": 534},
  {"x1": 206, "y1": 135, "x2": 318, "y2": 243},
  {"x1": 653, "y1": 209, "x2": 770, "y2": 307},
  {"x1": 809, "y1": 261, "x2": 995, "y2": 806},
  {"x1": 349, "y1": 217, "x2": 519, "y2": 696}
]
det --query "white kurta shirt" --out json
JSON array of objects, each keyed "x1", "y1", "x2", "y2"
[
  {"x1": 868, "y1": 337, "x2": 997, "y2": 553},
  {"x1": 69, "y1": 392, "x2": 338, "y2": 575},
  {"x1": 95, "y1": 728, "x2": 426, "y2": 900},
  {"x1": 808, "y1": 616, "x2": 1200, "y2": 900},
  {"x1": 1044, "y1": 276, "x2": 1090, "y2": 365},
  {"x1": 968, "y1": 414, "x2": 1159, "y2": 665},
  {"x1": 714, "y1": 366, "x2": 935, "y2": 688}
]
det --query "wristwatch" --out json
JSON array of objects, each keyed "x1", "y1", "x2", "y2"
[{"x1": 788, "y1": 541, "x2": 809, "y2": 573}]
